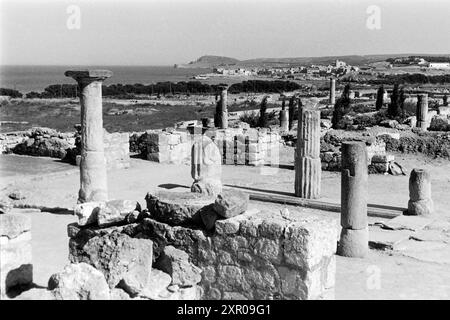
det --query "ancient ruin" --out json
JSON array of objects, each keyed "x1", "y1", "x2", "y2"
[
  {"x1": 329, "y1": 78, "x2": 336, "y2": 105},
  {"x1": 337, "y1": 142, "x2": 368, "y2": 258},
  {"x1": 416, "y1": 93, "x2": 429, "y2": 130},
  {"x1": 65, "y1": 70, "x2": 112, "y2": 203}
]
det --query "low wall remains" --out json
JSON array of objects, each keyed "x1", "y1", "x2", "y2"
[
  {"x1": 68, "y1": 190, "x2": 337, "y2": 300},
  {"x1": 0, "y1": 212, "x2": 33, "y2": 299}
]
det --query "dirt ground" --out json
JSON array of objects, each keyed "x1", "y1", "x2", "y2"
[{"x1": 1, "y1": 147, "x2": 450, "y2": 299}]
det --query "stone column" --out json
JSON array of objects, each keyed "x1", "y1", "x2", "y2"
[
  {"x1": 416, "y1": 94, "x2": 428, "y2": 130},
  {"x1": 294, "y1": 106, "x2": 321, "y2": 199},
  {"x1": 191, "y1": 135, "x2": 222, "y2": 196},
  {"x1": 407, "y1": 168, "x2": 433, "y2": 216},
  {"x1": 338, "y1": 142, "x2": 368, "y2": 258},
  {"x1": 329, "y1": 78, "x2": 336, "y2": 105},
  {"x1": 65, "y1": 70, "x2": 112, "y2": 203},
  {"x1": 220, "y1": 87, "x2": 228, "y2": 129}
]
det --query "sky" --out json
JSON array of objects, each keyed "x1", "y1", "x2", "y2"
[{"x1": 1, "y1": 0, "x2": 449, "y2": 66}]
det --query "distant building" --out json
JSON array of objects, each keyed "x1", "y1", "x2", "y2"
[
  {"x1": 335, "y1": 59, "x2": 347, "y2": 68},
  {"x1": 428, "y1": 62, "x2": 450, "y2": 69}
]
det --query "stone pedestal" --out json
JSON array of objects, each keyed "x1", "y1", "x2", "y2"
[
  {"x1": 330, "y1": 79, "x2": 336, "y2": 105},
  {"x1": 407, "y1": 168, "x2": 433, "y2": 216},
  {"x1": 295, "y1": 107, "x2": 321, "y2": 199},
  {"x1": 416, "y1": 94, "x2": 428, "y2": 130},
  {"x1": 338, "y1": 142, "x2": 368, "y2": 258},
  {"x1": 65, "y1": 70, "x2": 112, "y2": 203},
  {"x1": 0, "y1": 213, "x2": 32, "y2": 298},
  {"x1": 279, "y1": 110, "x2": 289, "y2": 132},
  {"x1": 191, "y1": 135, "x2": 222, "y2": 196}
]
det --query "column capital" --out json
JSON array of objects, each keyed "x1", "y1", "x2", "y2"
[{"x1": 65, "y1": 69, "x2": 113, "y2": 83}]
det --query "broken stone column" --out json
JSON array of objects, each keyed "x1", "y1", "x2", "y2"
[
  {"x1": 338, "y1": 142, "x2": 368, "y2": 258},
  {"x1": 416, "y1": 94, "x2": 428, "y2": 130},
  {"x1": 65, "y1": 70, "x2": 112, "y2": 203},
  {"x1": 191, "y1": 135, "x2": 222, "y2": 196},
  {"x1": 0, "y1": 212, "x2": 32, "y2": 298},
  {"x1": 217, "y1": 87, "x2": 228, "y2": 129},
  {"x1": 294, "y1": 106, "x2": 321, "y2": 199},
  {"x1": 407, "y1": 168, "x2": 434, "y2": 216},
  {"x1": 279, "y1": 110, "x2": 289, "y2": 132},
  {"x1": 329, "y1": 78, "x2": 336, "y2": 105}
]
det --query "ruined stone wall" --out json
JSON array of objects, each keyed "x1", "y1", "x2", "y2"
[{"x1": 103, "y1": 132, "x2": 130, "y2": 169}]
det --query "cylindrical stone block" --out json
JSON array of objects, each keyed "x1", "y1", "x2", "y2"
[
  {"x1": 330, "y1": 78, "x2": 336, "y2": 105},
  {"x1": 295, "y1": 107, "x2": 321, "y2": 199},
  {"x1": 65, "y1": 70, "x2": 112, "y2": 203},
  {"x1": 407, "y1": 168, "x2": 433, "y2": 216},
  {"x1": 220, "y1": 89, "x2": 228, "y2": 129},
  {"x1": 279, "y1": 110, "x2": 289, "y2": 132},
  {"x1": 341, "y1": 142, "x2": 368, "y2": 229},
  {"x1": 337, "y1": 227, "x2": 368, "y2": 258},
  {"x1": 416, "y1": 94, "x2": 428, "y2": 130}
]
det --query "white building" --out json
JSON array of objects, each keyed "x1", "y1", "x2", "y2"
[{"x1": 428, "y1": 62, "x2": 450, "y2": 69}]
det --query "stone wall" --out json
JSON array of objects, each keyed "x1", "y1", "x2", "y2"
[
  {"x1": 132, "y1": 128, "x2": 281, "y2": 167},
  {"x1": 68, "y1": 190, "x2": 337, "y2": 300},
  {"x1": 0, "y1": 213, "x2": 32, "y2": 299}
]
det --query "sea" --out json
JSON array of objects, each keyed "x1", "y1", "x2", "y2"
[{"x1": 0, "y1": 65, "x2": 213, "y2": 93}]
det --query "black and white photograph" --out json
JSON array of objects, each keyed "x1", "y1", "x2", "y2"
[{"x1": 0, "y1": 0, "x2": 449, "y2": 307}]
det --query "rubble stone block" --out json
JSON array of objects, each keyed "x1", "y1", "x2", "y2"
[{"x1": 213, "y1": 190, "x2": 249, "y2": 218}]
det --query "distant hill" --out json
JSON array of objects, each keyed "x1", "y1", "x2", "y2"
[
  {"x1": 177, "y1": 53, "x2": 450, "y2": 69},
  {"x1": 177, "y1": 55, "x2": 240, "y2": 68}
]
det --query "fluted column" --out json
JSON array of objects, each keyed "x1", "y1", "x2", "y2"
[
  {"x1": 65, "y1": 70, "x2": 112, "y2": 203},
  {"x1": 338, "y1": 142, "x2": 368, "y2": 258},
  {"x1": 294, "y1": 106, "x2": 321, "y2": 199}
]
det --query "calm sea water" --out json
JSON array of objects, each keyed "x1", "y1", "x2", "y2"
[{"x1": 0, "y1": 65, "x2": 212, "y2": 93}]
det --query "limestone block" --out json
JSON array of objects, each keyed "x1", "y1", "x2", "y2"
[
  {"x1": 145, "y1": 190, "x2": 216, "y2": 226},
  {"x1": 407, "y1": 168, "x2": 433, "y2": 216},
  {"x1": 97, "y1": 200, "x2": 141, "y2": 227},
  {"x1": 0, "y1": 213, "x2": 31, "y2": 239},
  {"x1": 155, "y1": 246, "x2": 202, "y2": 287},
  {"x1": 72, "y1": 232, "x2": 153, "y2": 296}
]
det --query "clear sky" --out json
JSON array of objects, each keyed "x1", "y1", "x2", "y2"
[{"x1": 1, "y1": 0, "x2": 449, "y2": 66}]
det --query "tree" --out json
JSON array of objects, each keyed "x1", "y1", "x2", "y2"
[
  {"x1": 375, "y1": 85, "x2": 384, "y2": 110},
  {"x1": 258, "y1": 96, "x2": 269, "y2": 128},
  {"x1": 331, "y1": 84, "x2": 351, "y2": 129}
]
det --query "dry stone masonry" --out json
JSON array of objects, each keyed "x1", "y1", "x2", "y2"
[
  {"x1": 65, "y1": 70, "x2": 112, "y2": 203},
  {"x1": 338, "y1": 142, "x2": 368, "y2": 258}
]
